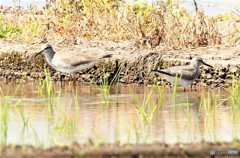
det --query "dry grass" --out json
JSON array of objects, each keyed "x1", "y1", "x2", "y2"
[{"x1": 0, "y1": 0, "x2": 239, "y2": 48}]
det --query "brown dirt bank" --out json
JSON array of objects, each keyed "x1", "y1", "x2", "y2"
[
  {"x1": 1, "y1": 142, "x2": 240, "y2": 158},
  {"x1": 0, "y1": 40, "x2": 240, "y2": 87}
]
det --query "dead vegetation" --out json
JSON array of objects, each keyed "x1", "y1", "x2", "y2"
[{"x1": 0, "y1": 0, "x2": 239, "y2": 48}]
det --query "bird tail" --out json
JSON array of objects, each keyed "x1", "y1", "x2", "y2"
[{"x1": 100, "y1": 54, "x2": 112, "y2": 59}]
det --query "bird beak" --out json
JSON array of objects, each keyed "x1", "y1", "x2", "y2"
[
  {"x1": 34, "y1": 49, "x2": 44, "y2": 57},
  {"x1": 202, "y1": 61, "x2": 212, "y2": 68}
]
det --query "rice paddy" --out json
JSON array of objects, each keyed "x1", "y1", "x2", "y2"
[
  {"x1": 0, "y1": 0, "x2": 239, "y2": 157},
  {"x1": 0, "y1": 74, "x2": 240, "y2": 147}
]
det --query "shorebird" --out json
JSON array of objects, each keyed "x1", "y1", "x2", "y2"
[
  {"x1": 154, "y1": 57, "x2": 212, "y2": 91},
  {"x1": 35, "y1": 44, "x2": 112, "y2": 73}
]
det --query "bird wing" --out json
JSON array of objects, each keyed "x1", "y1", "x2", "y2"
[
  {"x1": 62, "y1": 55, "x2": 94, "y2": 67},
  {"x1": 157, "y1": 66, "x2": 197, "y2": 80},
  {"x1": 52, "y1": 51, "x2": 112, "y2": 67},
  {"x1": 51, "y1": 51, "x2": 96, "y2": 67}
]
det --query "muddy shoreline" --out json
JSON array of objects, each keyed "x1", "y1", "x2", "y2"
[
  {"x1": 1, "y1": 142, "x2": 240, "y2": 158},
  {"x1": 0, "y1": 40, "x2": 239, "y2": 87}
]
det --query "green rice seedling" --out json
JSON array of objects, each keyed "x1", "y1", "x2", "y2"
[
  {"x1": 133, "y1": 88, "x2": 157, "y2": 126},
  {"x1": 173, "y1": 74, "x2": 178, "y2": 119},
  {"x1": 131, "y1": 85, "x2": 159, "y2": 143},
  {"x1": 198, "y1": 89, "x2": 205, "y2": 117},
  {"x1": 125, "y1": 128, "x2": 131, "y2": 144},
  {"x1": 203, "y1": 90, "x2": 211, "y2": 114},
  {"x1": 16, "y1": 103, "x2": 29, "y2": 129},
  {"x1": 96, "y1": 66, "x2": 121, "y2": 104},
  {"x1": 37, "y1": 67, "x2": 60, "y2": 117},
  {"x1": 73, "y1": 87, "x2": 80, "y2": 111},
  {"x1": 232, "y1": 119, "x2": 240, "y2": 142},
  {"x1": 227, "y1": 77, "x2": 240, "y2": 141},
  {"x1": 98, "y1": 73, "x2": 110, "y2": 103},
  {"x1": 12, "y1": 74, "x2": 30, "y2": 129},
  {"x1": 0, "y1": 96, "x2": 21, "y2": 145},
  {"x1": 118, "y1": 115, "x2": 135, "y2": 144},
  {"x1": 53, "y1": 104, "x2": 77, "y2": 137},
  {"x1": 51, "y1": 89, "x2": 80, "y2": 140},
  {"x1": 155, "y1": 82, "x2": 165, "y2": 109},
  {"x1": 204, "y1": 90, "x2": 220, "y2": 117},
  {"x1": 72, "y1": 87, "x2": 80, "y2": 134},
  {"x1": 0, "y1": 75, "x2": 26, "y2": 144},
  {"x1": 31, "y1": 125, "x2": 45, "y2": 147},
  {"x1": 228, "y1": 77, "x2": 240, "y2": 118},
  {"x1": 133, "y1": 122, "x2": 140, "y2": 143},
  {"x1": 37, "y1": 67, "x2": 55, "y2": 99},
  {"x1": 198, "y1": 89, "x2": 227, "y2": 142},
  {"x1": 0, "y1": 98, "x2": 9, "y2": 144},
  {"x1": 185, "y1": 96, "x2": 191, "y2": 125}
]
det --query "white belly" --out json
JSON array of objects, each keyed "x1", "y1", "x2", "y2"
[
  {"x1": 160, "y1": 74, "x2": 193, "y2": 88},
  {"x1": 52, "y1": 62, "x2": 96, "y2": 73}
]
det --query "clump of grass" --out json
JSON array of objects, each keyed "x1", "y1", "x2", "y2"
[
  {"x1": 45, "y1": 0, "x2": 222, "y2": 47},
  {"x1": 51, "y1": 89, "x2": 80, "y2": 139},
  {"x1": 37, "y1": 67, "x2": 60, "y2": 117},
  {"x1": 156, "y1": 84, "x2": 165, "y2": 108},
  {"x1": 0, "y1": 0, "x2": 227, "y2": 47},
  {"x1": 197, "y1": 89, "x2": 227, "y2": 142},
  {"x1": 0, "y1": 24, "x2": 22, "y2": 38},
  {"x1": 198, "y1": 90, "x2": 224, "y2": 116},
  {"x1": 97, "y1": 73, "x2": 111, "y2": 103},
  {"x1": 96, "y1": 66, "x2": 121, "y2": 104},
  {"x1": 227, "y1": 77, "x2": 240, "y2": 118},
  {"x1": 0, "y1": 91, "x2": 22, "y2": 144},
  {"x1": 133, "y1": 87, "x2": 157, "y2": 126},
  {"x1": 0, "y1": 94, "x2": 10, "y2": 144},
  {"x1": 228, "y1": 77, "x2": 240, "y2": 141},
  {"x1": 0, "y1": 14, "x2": 22, "y2": 38},
  {"x1": 173, "y1": 74, "x2": 178, "y2": 118},
  {"x1": 0, "y1": 75, "x2": 27, "y2": 144},
  {"x1": 37, "y1": 67, "x2": 55, "y2": 98}
]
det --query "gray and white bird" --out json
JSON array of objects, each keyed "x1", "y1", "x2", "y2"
[
  {"x1": 35, "y1": 44, "x2": 112, "y2": 73},
  {"x1": 154, "y1": 57, "x2": 212, "y2": 91}
]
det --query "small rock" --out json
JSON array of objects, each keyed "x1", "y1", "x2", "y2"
[
  {"x1": 219, "y1": 71, "x2": 226, "y2": 78},
  {"x1": 206, "y1": 74, "x2": 212, "y2": 79},
  {"x1": 230, "y1": 67, "x2": 239, "y2": 73}
]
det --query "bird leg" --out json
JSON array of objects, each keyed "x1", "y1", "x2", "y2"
[
  {"x1": 60, "y1": 74, "x2": 65, "y2": 82},
  {"x1": 69, "y1": 74, "x2": 76, "y2": 82}
]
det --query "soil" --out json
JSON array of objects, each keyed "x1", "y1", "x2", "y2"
[
  {"x1": 1, "y1": 142, "x2": 240, "y2": 158},
  {"x1": 0, "y1": 39, "x2": 240, "y2": 88}
]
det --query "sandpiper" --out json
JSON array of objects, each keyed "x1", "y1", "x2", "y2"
[
  {"x1": 154, "y1": 57, "x2": 212, "y2": 91},
  {"x1": 35, "y1": 44, "x2": 112, "y2": 73}
]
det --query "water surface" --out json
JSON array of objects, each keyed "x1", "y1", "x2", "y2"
[{"x1": 0, "y1": 80, "x2": 239, "y2": 147}]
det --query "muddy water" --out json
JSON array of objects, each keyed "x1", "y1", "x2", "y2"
[{"x1": 0, "y1": 80, "x2": 239, "y2": 147}]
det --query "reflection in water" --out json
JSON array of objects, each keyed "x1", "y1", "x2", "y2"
[{"x1": 0, "y1": 80, "x2": 239, "y2": 146}]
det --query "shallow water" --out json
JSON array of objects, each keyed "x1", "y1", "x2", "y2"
[{"x1": 0, "y1": 80, "x2": 239, "y2": 147}]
